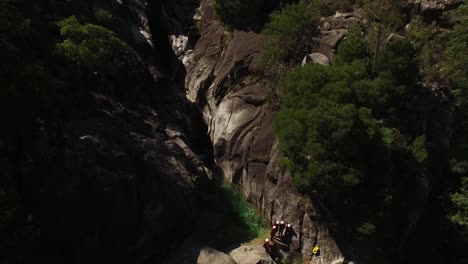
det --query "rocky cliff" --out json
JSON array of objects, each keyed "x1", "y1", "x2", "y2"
[
  {"x1": 5, "y1": 0, "x2": 214, "y2": 263},
  {"x1": 185, "y1": 1, "x2": 345, "y2": 263}
]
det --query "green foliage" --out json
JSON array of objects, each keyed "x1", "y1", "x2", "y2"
[
  {"x1": 362, "y1": 0, "x2": 406, "y2": 74},
  {"x1": 446, "y1": 1, "x2": 468, "y2": 238},
  {"x1": 380, "y1": 127, "x2": 397, "y2": 147},
  {"x1": 377, "y1": 39, "x2": 418, "y2": 86},
  {"x1": 362, "y1": 0, "x2": 405, "y2": 28},
  {"x1": 336, "y1": 24, "x2": 368, "y2": 63},
  {"x1": 405, "y1": 19, "x2": 445, "y2": 82},
  {"x1": 450, "y1": 177, "x2": 468, "y2": 229},
  {"x1": 274, "y1": 16, "x2": 420, "y2": 244},
  {"x1": 411, "y1": 136, "x2": 428, "y2": 164},
  {"x1": 57, "y1": 16, "x2": 129, "y2": 71},
  {"x1": 337, "y1": 27, "x2": 417, "y2": 117},
  {"x1": 275, "y1": 61, "x2": 392, "y2": 214},
  {"x1": 262, "y1": 1, "x2": 319, "y2": 66},
  {"x1": 220, "y1": 183, "x2": 267, "y2": 238},
  {"x1": 443, "y1": 3, "x2": 468, "y2": 103},
  {"x1": 356, "y1": 222, "x2": 376, "y2": 237}
]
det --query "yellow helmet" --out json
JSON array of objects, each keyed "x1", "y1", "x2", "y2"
[{"x1": 312, "y1": 246, "x2": 319, "y2": 254}]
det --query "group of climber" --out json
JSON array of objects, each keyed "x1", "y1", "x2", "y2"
[
  {"x1": 263, "y1": 220, "x2": 297, "y2": 255},
  {"x1": 263, "y1": 220, "x2": 321, "y2": 259}
]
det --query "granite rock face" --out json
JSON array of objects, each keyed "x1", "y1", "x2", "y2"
[
  {"x1": 185, "y1": 1, "x2": 344, "y2": 263},
  {"x1": 406, "y1": 0, "x2": 463, "y2": 17},
  {"x1": 420, "y1": 0, "x2": 463, "y2": 14}
]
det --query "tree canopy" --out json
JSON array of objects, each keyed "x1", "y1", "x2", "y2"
[{"x1": 261, "y1": 1, "x2": 319, "y2": 66}]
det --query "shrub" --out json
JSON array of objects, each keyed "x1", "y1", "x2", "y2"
[
  {"x1": 356, "y1": 222, "x2": 376, "y2": 237},
  {"x1": 411, "y1": 136, "x2": 428, "y2": 164},
  {"x1": 450, "y1": 177, "x2": 468, "y2": 229}
]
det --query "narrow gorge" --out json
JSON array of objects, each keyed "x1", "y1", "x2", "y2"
[{"x1": 1, "y1": 0, "x2": 467, "y2": 264}]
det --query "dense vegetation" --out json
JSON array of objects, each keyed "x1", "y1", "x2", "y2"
[
  {"x1": 275, "y1": 24, "x2": 419, "y2": 257},
  {"x1": 261, "y1": 0, "x2": 318, "y2": 66},
  {"x1": 266, "y1": 0, "x2": 468, "y2": 262},
  {"x1": 445, "y1": 0, "x2": 468, "y2": 235}
]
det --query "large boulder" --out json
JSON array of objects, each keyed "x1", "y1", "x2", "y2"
[
  {"x1": 198, "y1": 248, "x2": 237, "y2": 264},
  {"x1": 421, "y1": 0, "x2": 463, "y2": 14},
  {"x1": 407, "y1": 0, "x2": 464, "y2": 17},
  {"x1": 228, "y1": 245, "x2": 274, "y2": 264},
  {"x1": 302, "y1": 53, "x2": 330, "y2": 66},
  {"x1": 317, "y1": 29, "x2": 347, "y2": 60}
]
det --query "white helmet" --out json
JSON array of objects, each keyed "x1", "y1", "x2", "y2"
[
  {"x1": 280, "y1": 221, "x2": 284, "y2": 224},
  {"x1": 287, "y1": 224, "x2": 291, "y2": 227},
  {"x1": 272, "y1": 226, "x2": 276, "y2": 229},
  {"x1": 265, "y1": 239, "x2": 269, "y2": 242},
  {"x1": 276, "y1": 221, "x2": 280, "y2": 224}
]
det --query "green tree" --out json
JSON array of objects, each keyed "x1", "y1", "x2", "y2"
[
  {"x1": 362, "y1": 0, "x2": 406, "y2": 74},
  {"x1": 450, "y1": 177, "x2": 468, "y2": 229},
  {"x1": 443, "y1": 1, "x2": 468, "y2": 103},
  {"x1": 411, "y1": 135, "x2": 428, "y2": 164},
  {"x1": 446, "y1": 1, "x2": 468, "y2": 237},
  {"x1": 275, "y1": 62, "x2": 391, "y2": 212},
  {"x1": 262, "y1": 1, "x2": 319, "y2": 66},
  {"x1": 376, "y1": 38, "x2": 418, "y2": 86},
  {"x1": 335, "y1": 23, "x2": 368, "y2": 64},
  {"x1": 57, "y1": 16, "x2": 129, "y2": 71}
]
